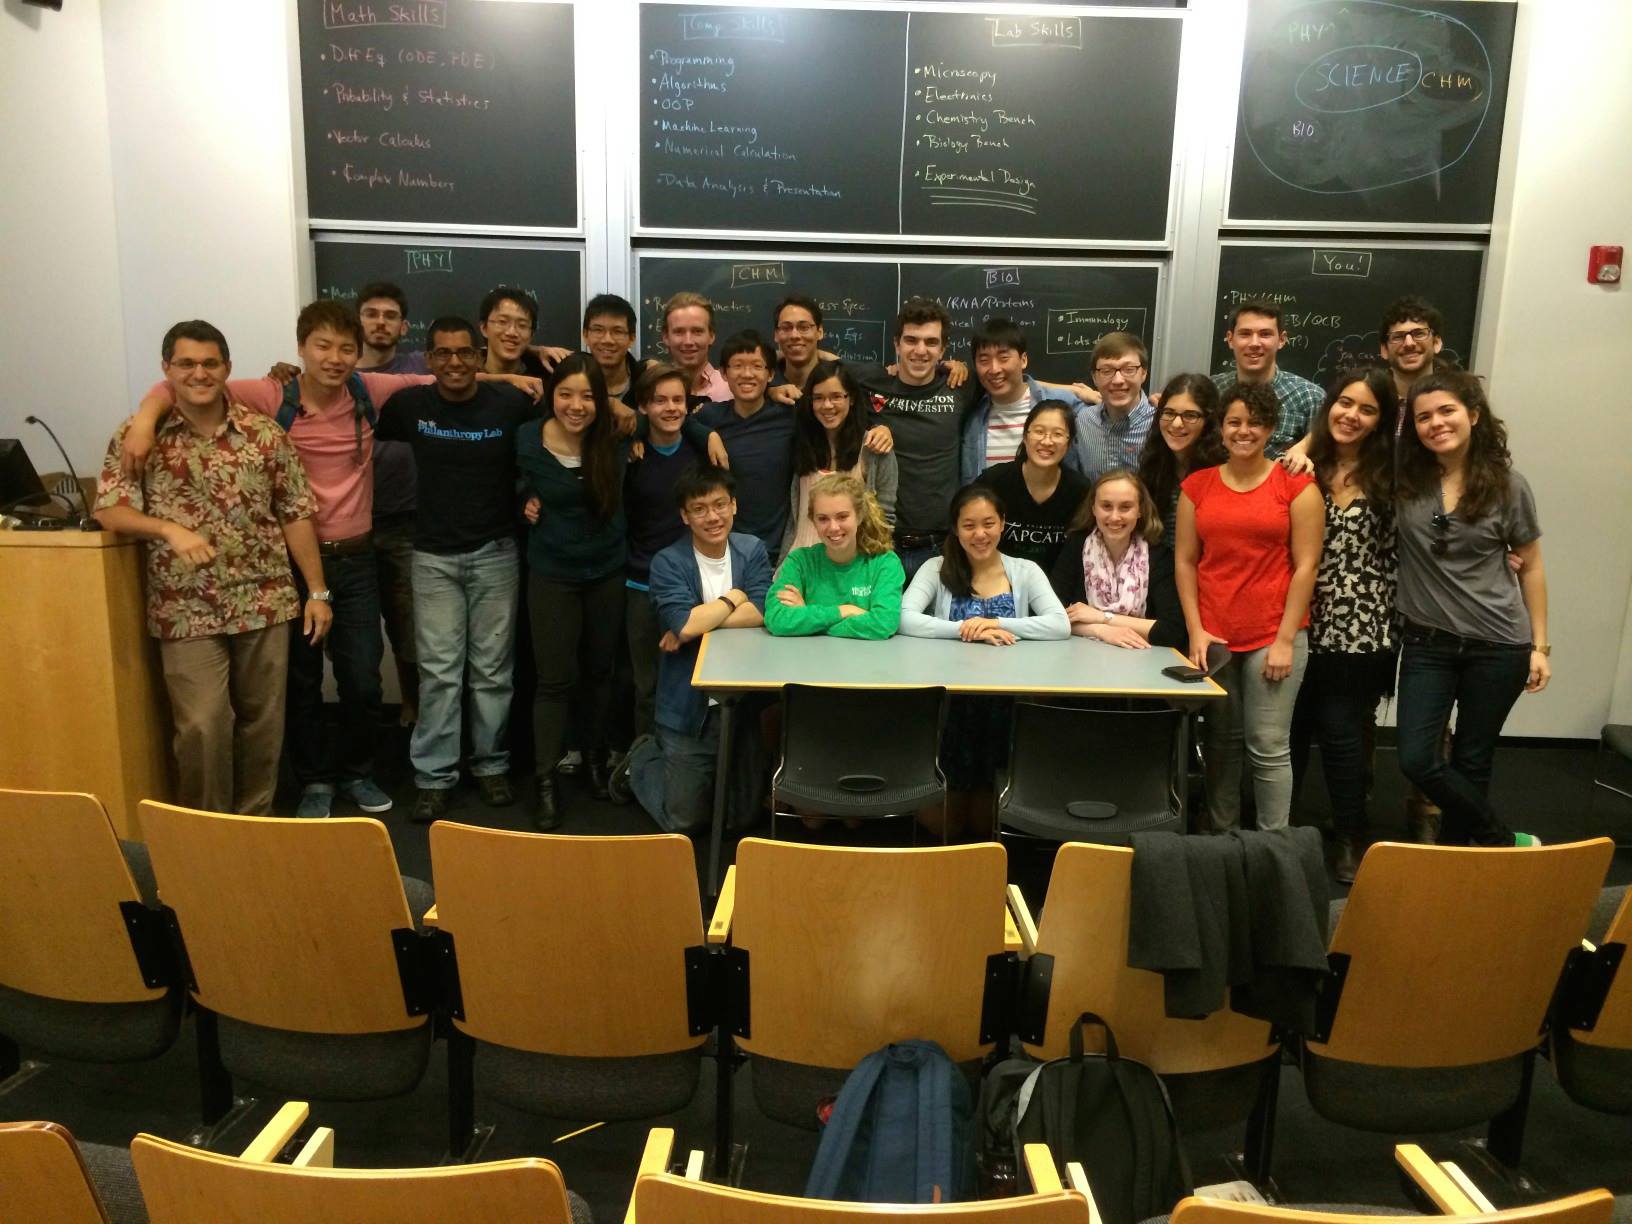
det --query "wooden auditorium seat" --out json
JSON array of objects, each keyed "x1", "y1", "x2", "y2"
[
  {"x1": 1301, "y1": 839, "x2": 1614, "y2": 1166},
  {"x1": 1552, "y1": 884, "x2": 1632, "y2": 1114},
  {"x1": 707, "y1": 838, "x2": 1012, "y2": 1132},
  {"x1": 138, "y1": 801, "x2": 436, "y2": 1131},
  {"x1": 1007, "y1": 843, "x2": 1280, "y2": 1159},
  {"x1": 132, "y1": 1100, "x2": 589, "y2": 1223},
  {"x1": 426, "y1": 822, "x2": 709, "y2": 1154},
  {"x1": 626, "y1": 1126, "x2": 1091, "y2": 1222},
  {"x1": 0, "y1": 1119, "x2": 137, "y2": 1224},
  {"x1": 0, "y1": 788, "x2": 180, "y2": 1084}
]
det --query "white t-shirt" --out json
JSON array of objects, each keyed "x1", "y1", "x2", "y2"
[
  {"x1": 984, "y1": 389, "x2": 1033, "y2": 465},
  {"x1": 695, "y1": 548, "x2": 733, "y2": 706}
]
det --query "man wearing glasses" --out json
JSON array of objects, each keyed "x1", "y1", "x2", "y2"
[
  {"x1": 374, "y1": 316, "x2": 544, "y2": 823},
  {"x1": 122, "y1": 301, "x2": 435, "y2": 820},
  {"x1": 694, "y1": 331, "x2": 793, "y2": 561},
  {"x1": 96, "y1": 321, "x2": 329, "y2": 818},
  {"x1": 771, "y1": 294, "x2": 827, "y2": 391},
  {"x1": 581, "y1": 293, "x2": 648, "y2": 405},
  {"x1": 1076, "y1": 332, "x2": 1157, "y2": 479},
  {"x1": 1378, "y1": 294, "x2": 1446, "y2": 403}
]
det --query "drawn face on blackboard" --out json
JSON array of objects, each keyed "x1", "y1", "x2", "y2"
[
  {"x1": 1381, "y1": 321, "x2": 1443, "y2": 382},
  {"x1": 774, "y1": 305, "x2": 824, "y2": 367},
  {"x1": 895, "y1": 321, "x2": 946, "y2": 385},
  {"x1": 974, "y1": 343, "x2": 1028, "y2": 402},
  {"x1": 1224, "y1": 312, "x2": 1286, "y2": 379}
]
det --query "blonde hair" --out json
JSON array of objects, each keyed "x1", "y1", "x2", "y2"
[
  {"x1": 660, "y1": 291, "x2": 714, "y2": 333},
  {"x1": 1070, "y1": 468, "x2": 1163, "y2": 544},
  {"x1": 807, "y1": 473, "x2": 893, "y2": 557}
]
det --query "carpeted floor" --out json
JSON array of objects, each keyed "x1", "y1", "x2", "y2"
[{"x1": 4, "y1": 729, "x2": 1629, "y2": 1222}]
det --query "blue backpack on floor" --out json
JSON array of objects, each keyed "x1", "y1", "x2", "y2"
[{"x1": 804, "y1": 1039, "x2": 974, "y2": 1205}]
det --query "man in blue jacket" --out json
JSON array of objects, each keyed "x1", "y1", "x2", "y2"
[
  {"x1": 959, "y1": 317, "x2": 1099, "y2": 484},
  {"x1": 610, "y1": 466, "x2": 773, "y2": 833}
]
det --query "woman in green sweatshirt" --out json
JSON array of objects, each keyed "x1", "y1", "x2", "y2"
[{"x1": 765, "y1": 473, "x2": 904, "y2": 639}]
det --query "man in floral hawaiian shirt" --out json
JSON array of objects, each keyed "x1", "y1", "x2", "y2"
[{"x1": 95, "y1": 320, "x2": 331, "y2": 817}]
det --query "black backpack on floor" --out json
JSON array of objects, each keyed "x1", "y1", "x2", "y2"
[{"x1": 985, "y1": 1012, "x2": 1192, "y2": 1224}]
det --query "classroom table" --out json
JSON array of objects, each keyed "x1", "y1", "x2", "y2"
[{"x1": 689, "y1": 630, "x2": 1226, "y2": 895}]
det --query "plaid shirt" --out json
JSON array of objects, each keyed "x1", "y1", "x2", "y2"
[
  {"x1": 95, "y1": 403, "x2": 316, "y2": 641},
  {"x1": 1211, "y1": 366, "x2": 1325, "y2": 458}
]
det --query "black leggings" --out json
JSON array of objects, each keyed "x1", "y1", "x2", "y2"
[{"x1": 528, "y1": 570, "x2": 626, "y2": 770}]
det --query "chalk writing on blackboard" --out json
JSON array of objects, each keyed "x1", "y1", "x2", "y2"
[
  {"x1": 1239, "y1": 0, "x2": 1495, "y2": 196},
  {"x1": 988, "y1": 17, "x2": 1083, "y2": 50},
  {"x1": 1046, "y1": 307, "x2": 1150, "y2": 356},
  {"x1": 1311, "y1": 249, "x2": 1372, "y2": 277},
  {"x1": 730, "y1": 262, "x2": 787, "y2": 289},
  {"x1": 325, "y1": 1, "x2": 449, "y2": 32},
  {"x1": 985, "y1": 267, "x2": 1022, "y2": 288},
  {"x1": 405, "y1": 248, "x2": 454, "y2": 274}
]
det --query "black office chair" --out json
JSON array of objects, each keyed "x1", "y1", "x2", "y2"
[
  {"x1": 770, "y1": 685, "x2": 948, "y2": 842},
  {"x1": 997, "y1": 702, "x2": 1185, "y2": 845}
]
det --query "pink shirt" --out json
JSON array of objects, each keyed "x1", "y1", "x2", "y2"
[
  {"x1": 150, "y1": 372, "x2": 428, "y2": 541},
  {"x1": 693, "y1": 363, "x2": 731, "y2": 402}
]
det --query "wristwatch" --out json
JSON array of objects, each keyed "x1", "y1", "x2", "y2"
[
  {"x1": 308, "y1": 589, "x2": 333, "y2": 603},
  {"x1": 1533, "y1": 643, "x2": 1551, "y2": 656},
  {"x1": 1102, "y1": 610, "x2": 1115, "y2": 624}
]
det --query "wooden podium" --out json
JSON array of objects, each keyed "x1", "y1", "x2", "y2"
[{"x1": 0, "y1": 530, "x2": 172, "y2": 838}]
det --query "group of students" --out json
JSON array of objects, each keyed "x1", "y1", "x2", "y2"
[{"x1": 93, "y1": 282, "x2": 1549, "y2": 878}]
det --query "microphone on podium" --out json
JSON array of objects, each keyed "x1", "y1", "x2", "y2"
[{"x1": 25, "y1": 414, "x2": 98, "y2": 530}]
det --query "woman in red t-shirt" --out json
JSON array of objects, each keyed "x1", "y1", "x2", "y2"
[{"x1": 1175, "y1": 382, "x2": 1323, "y2": 831}]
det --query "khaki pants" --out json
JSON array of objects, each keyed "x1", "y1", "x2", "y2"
[{"x1": 159, "y1": 622, "x2": 290, "y2": 815}]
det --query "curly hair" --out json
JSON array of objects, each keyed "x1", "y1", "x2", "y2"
[
  {"x1": 1398, "y1": 370, "x2": 1513, "y2": 521},
  {"x1": 807, "y1": 472, "x2": 892, "y2": 556}
]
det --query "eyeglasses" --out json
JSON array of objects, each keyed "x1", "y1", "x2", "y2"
[
  {"x1": 486, "y1": 317, "x2": 533, "y2": 337},
  {"x1": 726, "y1": 363, "x2": 769, "y2": 376},
  {"x1": 775, "y1": 321, "x2": 818, "y2": 335},
  {"x1": 1026, "y1": 427, "x2": 1070, "y2": 443},
  {"x1": 585, "y1": 324, "x2": 631, "y2": 339},
  {"x1": 1094, "y1": 362, "x2": 1144, "y2": 380},
  {"x1": 1430, "y1": 510, "x2": 1452, "y2": 556},
  {"x1": 1387, "y1": 327, "x2": 1433, "y2": 346},
  {"x1": 811, "y1": 393, "x2": 850, "y2": 407},
  {"x1": 1158, "y1": 409, "x2": 1204, "y2": 425},
  {"x1": 168, "y1": 358, "x2": 225, "y2": 373},
  {"x1": 429, "y1": 347, "x2": 479, "y2": 364}
]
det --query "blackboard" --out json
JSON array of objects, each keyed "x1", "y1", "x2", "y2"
[
  {"x1": 298, "y1": 1, "x2": 578, "y2": 230},
  {"x1": 312, "y1": 237, "x2": 584, "y2": 353},
  {"x1": 639, "y1": 6, "x2": 1182, "y2": 243},
  {"x1": 1210, "y1": 241, "x2": 1484, "y2": 389},
  {"x1": 636, "y1": 254, "x2": 1162, "y2": 384},
  {"x1": 1228, "y1": 0, "x2": 1515, "y2": 226}
]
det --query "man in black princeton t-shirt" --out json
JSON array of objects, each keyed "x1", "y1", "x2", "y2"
[
  {"x1": 373, "y1": 315, "x2": 536, "y2": 823},
  {"x1": 851, "y1": 298, "x2": 975, "y2": 584}
]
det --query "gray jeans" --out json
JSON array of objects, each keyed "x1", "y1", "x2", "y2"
[
  {"x1": 1202, "y1": 631, "x2": 1309, "y2": 831},
  {"x1": 629, "y1": 707, "x2": 767, "y2": 835}
]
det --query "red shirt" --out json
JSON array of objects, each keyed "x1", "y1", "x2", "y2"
[{"x1": 1182, "y1": 464, "x2": 1313, "y2": 653}]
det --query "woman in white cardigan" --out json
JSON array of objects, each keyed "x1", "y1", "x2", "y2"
[{"x1": 901, "y1": 484, "x2": 1068, "y2": 839}]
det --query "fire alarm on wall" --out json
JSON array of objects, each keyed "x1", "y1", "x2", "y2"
[{"x1": 1588, "y1": 246, "x2": 1623, "y2": 285}]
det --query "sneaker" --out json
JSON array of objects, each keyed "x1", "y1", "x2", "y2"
[
  {"x1": 476, "y1": 773, "x2": 515, "y2": 807},
  {"x1": 411, "y1": 787, "x2": 450, "y2": 824},
  {"x1": 1513, "y1": 832, "x2": 1543, "y2": 847},
  {"x1": 556, "y1": 749, "x2": 583, "y2": 776},
  {"x1": 295, "y1": 785, "x2": 334, "y2": 819},
  {"x1": 607, "y1": 738, "x2": 648, "y2": 806},
  {"x1": 340, "y1": 778, "x2": 393, "y2": 813}
]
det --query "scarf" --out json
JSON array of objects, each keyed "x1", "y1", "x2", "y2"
[{"x1": 1082, "y1": 531, "x2": 1150, "y2": 616}]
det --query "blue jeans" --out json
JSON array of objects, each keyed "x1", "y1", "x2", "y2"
[
  {"x1": 410, "y1": 538, "x2": 520, "y2": 790},
  {"x1": 287, "y1": 549, "x2": 383, "y2": 788},
  {"x1": 1395, "y1": 627, "x2": 1529, "y2": 846},
  {"x1": 1291, "y1": 670, "x2": 1380, "y2": 837},
  {"x1": 895, "y1": 537, "x2": 944, "y2": 588},
  {"x1": 630, "y1": 707, "x2": 767, "y2": 834}
]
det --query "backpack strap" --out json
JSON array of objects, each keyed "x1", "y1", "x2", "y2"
[
  {"x1": 1069, "y1": 1011, "x2": 1121, "y2": 1063},
  {"x1": 915, "y1": 1042, "x2": 954, "y2": 1203},
  {"x1": 348, "y1": 371, "x2": 378, "y2": 427},
  {"x1": 274, "y1": 377, "x2": 302, "y2": 433},
  {"x1": 804, "y1": 1048, "x2": 887, "y2": 1200}
]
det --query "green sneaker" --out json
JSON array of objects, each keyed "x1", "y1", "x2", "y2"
[{"x1": 1513, "y1": 832, "x2": 1543, "y2": 847}]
